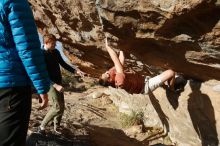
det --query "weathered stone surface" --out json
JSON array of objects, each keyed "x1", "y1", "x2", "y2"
[
  {"x1": 29, "y1": 0, "x2": 220, "y2": 81},
  {"x1": 100, "y1": 80, "x2": 220, "y2": 146},
  {"x1": 96, "y1": 0, "x2": 220, "y2": 81}
]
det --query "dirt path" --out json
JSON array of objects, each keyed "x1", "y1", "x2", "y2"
[{"x1": 28, "y1": 76, "x2": 145, "y2": 146}]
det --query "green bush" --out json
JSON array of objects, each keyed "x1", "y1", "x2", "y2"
[{"x1": 120, "y1": 111, "x2": 144, "y2": 128}]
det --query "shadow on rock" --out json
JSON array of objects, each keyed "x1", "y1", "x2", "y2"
[
  {"x1": 148, "y1": 91, "x2": 170, "y2": 136},
  {"x1": 166, "y1": 75, "x2": 187, "y2": 110},
  {"x1": 188, "y1": 80, "x2": 219, "y2": 146},
  {"x1": 85, "y1": 125, "x2": 143, "y2": 146},
  {"x1": 26, "y1": 129, "x2": 90, "y2": 146}
]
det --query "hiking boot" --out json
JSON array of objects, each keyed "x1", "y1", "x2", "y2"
[
  {"x1": 174, "y1": 75, "x2": 187, "y2": 93},
  {"x1": 54, "y1": 129, "x2": 62, "y2": 135},
  {"x1": 54, "y1": 126, "x2": 63, "y2": 135},
  {"x1": 37, "y1": 126, "x2": 46, "y2": 135}
]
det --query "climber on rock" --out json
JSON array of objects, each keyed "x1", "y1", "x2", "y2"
[{"x1": 98, "y1": 38, "x2": 176, "y2": 94}]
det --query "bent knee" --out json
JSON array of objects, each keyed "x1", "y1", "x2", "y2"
[
  {"x1": 54, "y1": 106, "x2": 64, "y2": 114},
  {"x1": 159, "y1": 69, "x2": 175, "y2": 82},
  {"x1": 166, "y1": 69, "x2": 175, "y2": 77}
]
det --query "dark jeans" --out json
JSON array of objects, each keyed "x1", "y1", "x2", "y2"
[{"x1": 0, "y1": 86, "x2": 31, "y2": 146}]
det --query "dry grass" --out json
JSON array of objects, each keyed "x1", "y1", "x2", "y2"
[{"x1": 120, "y1": 111, "x2": 144, "y2": 128}]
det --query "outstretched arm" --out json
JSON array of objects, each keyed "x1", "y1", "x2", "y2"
[
  {"x1": 105, "y1": 39, "x2": 123, "y2": 73},
  {"x1": 58, "y1": 52, "x2": 86, "y2": 77},
  {"x1": 56, "y1": 50, "x2": 76, "y2": 74},
  {"x1": 119, "y1": 51, "x2": 125, "y2": 66}
]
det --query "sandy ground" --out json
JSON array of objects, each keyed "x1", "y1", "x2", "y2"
[{"x1": 28, "y1": 76, "x2": 146, "y2": 146}]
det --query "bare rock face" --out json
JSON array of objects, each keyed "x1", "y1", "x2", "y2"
[
  {"x1": 96, "y1": 0, "x2": 220, "y2": 80},
  {"x1": 105, "y1": 80, "x2": 220, "y2": 146},
  {"x1": 30, "y1": 0, "x2": 103, "y2": 45},
  {"x1": 29, "y1": 0, "x2": 106, "y2": 77},
  {"x1": 29, "y1": 0, "x2": 220, "y2": 80}
]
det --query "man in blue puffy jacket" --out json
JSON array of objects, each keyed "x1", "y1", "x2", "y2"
[{"x1": 0, "y1": 0, "x2": 50, "y2": 145}]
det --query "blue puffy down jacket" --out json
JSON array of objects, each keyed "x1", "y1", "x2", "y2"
[{"x1": 0, "y1": 0, "x2": 50, "y2": 94}]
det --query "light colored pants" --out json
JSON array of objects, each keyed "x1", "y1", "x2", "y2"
[
  {"x1": 144, "y1": 75, "x2": 162, "y2": 94},
  {"x1": 41, "y1": 86, "x2": 64, "y2": 129}
]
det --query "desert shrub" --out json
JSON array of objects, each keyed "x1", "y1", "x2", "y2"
[{"x1": 120, "y1": 111, "x2": 144, "y2": 128}]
